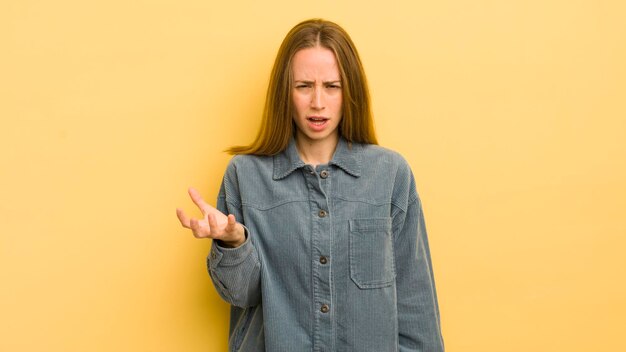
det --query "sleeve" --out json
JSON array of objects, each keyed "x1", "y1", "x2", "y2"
[
  {"x1": 206, "y1": 160, "x2": 261, "y2": 308},
  {"x1": 392, "y1": 168, "x2": 445, "y2": 352}
]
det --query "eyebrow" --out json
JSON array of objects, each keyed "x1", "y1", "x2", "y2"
[{"x1": 294, "y1": 80, "x2": 342, "y2": 84}]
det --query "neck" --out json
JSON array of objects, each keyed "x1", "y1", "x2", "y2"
[{"x1": 295, "y1": 133, "x2": 339, "y2": 166}]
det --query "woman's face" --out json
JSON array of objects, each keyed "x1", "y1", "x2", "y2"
[{"x1": 291, "y1": 46, "x2": 343, "y2": 146}]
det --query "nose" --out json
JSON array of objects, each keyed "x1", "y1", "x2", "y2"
[{"x1": 310, "y1": 87, "x2": 324, "y2": 110}]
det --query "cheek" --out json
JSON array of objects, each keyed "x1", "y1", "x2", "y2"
[
  {"x1": 333, "y1": 96, "x2": 343, "y2": 111},
  {"x1": 291, "y1": 95, "x2": 302, "y2": 115},
  {"x1": 292, "y1": 92, "x2": 308, "y2": 107}
]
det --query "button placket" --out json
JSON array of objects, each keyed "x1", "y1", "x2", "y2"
[{"x1": 309, "y1": 164, "x2": 332, "y2": 352}]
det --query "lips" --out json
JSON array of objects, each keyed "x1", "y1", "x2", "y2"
[
  {"x1": 307, "y1": 116, "x2": 329, "y2": 125},
  {"x1": 305, "y1": 116, "x2": 330, "y2": 131}
]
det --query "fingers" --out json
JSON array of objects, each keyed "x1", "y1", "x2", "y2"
[
  {"x1": 188, "y1": 187, "x2": 212, "y2": 214},
  {"x1": 179, "y1": 188, "x2": 237, "y2": 240},
  {"x1": 208, "y1": 213, "x2": 219, "y2": 235},
  {"x1": 176, "y1": 208, "x2": 191, "y2": 228},
  {"x1": 189, "y1": 217, "x2": 200, "y2": 238},
  {"x1": 189, "y1": 217, "x2": 210, "y2": 239},
  {"x1": 177, "y1": 207, "x2": 208, "y2": 238},
  {"x1": 225, "y1": 214, "x2": 237, "y2": 233},
  {"x1": 180, "y1": 203, "x2": 212, "y2": 239}
]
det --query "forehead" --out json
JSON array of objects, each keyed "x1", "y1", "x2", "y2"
[{"x1": 291, "y1": 47, "x2": 340, "y2": 79}]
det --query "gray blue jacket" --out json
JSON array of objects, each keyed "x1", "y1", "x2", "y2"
[{"x1": 208, "y1": 137, "x2": 444, "y2": 351}]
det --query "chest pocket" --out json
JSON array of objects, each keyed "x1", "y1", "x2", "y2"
[{"x1": 348, "y1": 218, "x2": 396, "y2": 289}]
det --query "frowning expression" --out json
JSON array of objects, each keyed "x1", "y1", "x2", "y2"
[{"x1": 291, "y1": 47, "x2": 343, "y2": 145}]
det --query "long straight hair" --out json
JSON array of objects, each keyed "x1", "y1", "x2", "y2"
[{"x1": 227, "y1": 19, "x2": 377, "y2": 155}]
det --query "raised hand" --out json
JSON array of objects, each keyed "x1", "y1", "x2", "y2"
[{"x1": 176, "y1": 187, "x2": 246, "y2": 248}]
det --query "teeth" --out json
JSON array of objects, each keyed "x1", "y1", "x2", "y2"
[{"x1": 307, "y1": 117, "x2": 327, "y2": 126}]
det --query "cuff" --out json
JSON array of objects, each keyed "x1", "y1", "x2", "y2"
[{"x1": 208, "y1": 226, "x2": 252, "y2": 268}]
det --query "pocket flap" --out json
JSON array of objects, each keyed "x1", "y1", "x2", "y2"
[{"x1": 349, "y1": 218, "x2": 392, "y2": 232}]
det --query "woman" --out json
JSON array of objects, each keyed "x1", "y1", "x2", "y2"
[{"x1": 176, "y1": 19, "x2": 444, "y2": 352}]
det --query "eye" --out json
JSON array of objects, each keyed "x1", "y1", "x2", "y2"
[{"x1": 326, "y1": 84, "x2": 341, "y2": 89}]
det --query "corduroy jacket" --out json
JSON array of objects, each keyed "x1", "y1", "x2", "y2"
[{"x1": 208, "y1": 137, "x2": 444, "y2": 352}]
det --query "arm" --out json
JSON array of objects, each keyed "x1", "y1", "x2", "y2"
[
  {"x1": 207, "y1": 161, "x2": 261, "y2": 308},
  {"x1": 175, "y1": 160, "x2": 262, "y2": 308},
  {"x1": 393, "y1": 180, "x2": 444, "y2": 351}
]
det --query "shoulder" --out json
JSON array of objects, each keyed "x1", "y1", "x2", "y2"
[
  {"x1": 225, "y1": 153, "x2": 273, "y2": 172},
  {"x1": 359, "y1": 143, "x2": 418, "y2": 205},
  {"x1": 222, "y1": 153, "x2": 275, "y2": 190},
  {"x1": 360, "y1": 143, "x2": 412, "y2": 173}
]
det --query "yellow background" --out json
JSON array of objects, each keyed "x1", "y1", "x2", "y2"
[{"x1": 2, "y1": 0, "x2": 625, "y2": 351}]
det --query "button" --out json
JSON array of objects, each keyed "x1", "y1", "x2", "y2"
[
  {"x1": 318, "y1": 210, "x2": 327, "y2": 218},
  {"x1": 320, "y1": 170, "x2": 329, "y2": 179},
  {"x1": 320, "y1": 304, "x2": 330, "y2": 313},
  {"x1": 319, "y1": 256, "x2": 328, "y2": 264}
]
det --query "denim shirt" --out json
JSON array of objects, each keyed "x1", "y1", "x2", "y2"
[{"x1": 207, "y1": 137, "x2": 444, "y2": 352}]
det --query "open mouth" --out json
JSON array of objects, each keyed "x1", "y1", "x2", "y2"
[{"x1": 307, "y1": 117, "x2": 329, "y2": 126}]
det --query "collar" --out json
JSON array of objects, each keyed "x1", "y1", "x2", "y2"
[{"x1": 273, "y1": 137, "x2": 362, "y2": 180}]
